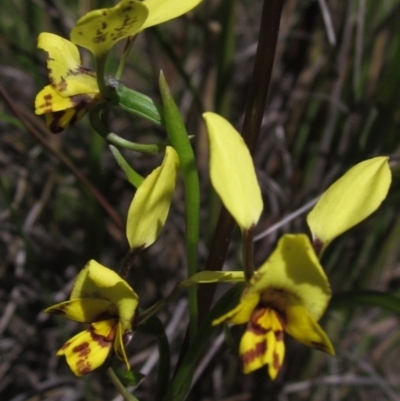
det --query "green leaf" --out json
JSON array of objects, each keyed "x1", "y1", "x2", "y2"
[{"x1": 331, "y1": 290, "x2": 400, "y2": 314}]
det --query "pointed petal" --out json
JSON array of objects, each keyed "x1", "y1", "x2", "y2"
[
  {"x1": 35, "y1": 85, "x2": 99, "y2": 133},
  {"x1": 250, "y1": 234, "x2": 330, "y2": 321},
  {"x1": 44, "y1": 107, "x2": 89, "y2": 133},
  {"x1": 285, "y1": 303, "x2": 334, "y2": 355},
  {"x1": 70, "y1": 260, "x2": 139, "y2": 330},
  {"x1": 70, "y1": 0, "x2": 148, "y2": 58},
  {"x1": 114, "y1": 321, "x2": 130, "y2": 370},
  {"x1": 38, "y1": 33, "x2": 98, "y2": 96},
  {"x1": 212, "y1": 292, "x2": 260, "y2": 325},
  {"x1": 45, "y1": 298, "x2": 116, "y2": 323},
  {"x1": 307, "y1": 157, "x2": 391, "y2": 252},
  {"x1": 126, "y1": 146, "x2": 179, "y2": 249},
  {"x1": 140, "y1": 0, "x2": 202, "y2": 30},
  {"x1": 57, "y1": 319, "x2": 117, "y2": 376},
  {"x1": 35, "y1": 85, "x2": 74, "y2": 114},
  {"x1": 203, "y1": 112, "x2": 263, "y2": 231},
  {"x1": 240, "y1": 308, "x2": 285, "y2": 379}
]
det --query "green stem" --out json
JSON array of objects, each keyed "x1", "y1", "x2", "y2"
[
  {"x1": 107, "y1": 367, "x2": 140, "y2": 401},
  {"x1": 95, "y1": 53, "x2": 112, "y2": 99},
  {"x1": 107, "y1": 133, "x2": 166, "y2": 154},
  {"x1": 116, "y1": 36, "x2": 137, "y2": 80},
  {"x1": 159, "y1": 73, "x2": 200, "y2": 342}
]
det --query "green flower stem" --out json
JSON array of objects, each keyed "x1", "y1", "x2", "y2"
[
  {"x1": 109, "y1": 145, "x2": 144, "y2": 188},
  {"x1": 107, "y1": 133, "x2": 166, "y2": 154},
  {"x1": 107, "y1": 367, "x2": 141, "y2": 401},
  {"x1": 89, "y1": 106, "x2": 165, "y2": 154},
  {"x1": 95, "y1": 53, "x2": 113, "y2": 99},
  {"x1": 159, "y1": 72, "x2": 200, "y2": 343},
  {"x1": 197, "y1": 0, "x2": 284, "y2": 326},
  {"x1": 242, "y1": 227, "x2": 255, "y2": 281},
  {"x1": 116, "y1": 36, "x2": 137, "y2": 80}
]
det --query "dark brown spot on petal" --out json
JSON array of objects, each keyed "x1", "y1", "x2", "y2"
[
  {"x1": 311, "y1": 341, "x2": 330, "y2": 353},
  {"x1": 73, "y1": 342, "x2": 90, "y2": 357},
  {"x1": 101, "y1": 22, "x2": 107, "y2": 29},
  {"x1": 313, "y1": 238, "x2": 324, "y2": 255},
  {"x1": 241, "y1": 341, "x2": 266, "y2": 368},
  {"x1": 273, "y1": 351, "x2": 281, "y2": 371},
  {"x1": 275, "y1": 330, "x2": 284, "y2": 342},
  {"x1": 76, "y1": 358, "x2": 91, "y2": 375}
]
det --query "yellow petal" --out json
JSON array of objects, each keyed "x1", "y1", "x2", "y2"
[
  {"x1": 140, "y1": 0, "x2": 202, "y2": 30},
  {"x1": 307, "y1": 157, "x2": 391, "y2": 252},
  {"x1": 239, "y1": 308, "x2": 285, "y2": 379},
  {"x1": 70, "y1": 260, "x2": 139, "y2": 332},
  {"x1": 57, "y1": 319, "x2": 117, "y2": 376},
  {"x1": 203, "y1": 112, "x2": 263, "y2": 231},
  {"x1": 45, "y1": 298, "x2": 116, "y2": 322},
  {"x1": 114, "y1": 321, "x2": 131, "y2": 370},
  {"x1": 285, "y1": 303, "x2": 335, "y2": 355},
  {"x1": 126, "y1": 146, "x2": 179, "y2": 249},
  {"x1": 38, "y1": 33, "x2": 98, "y2": 96},
  {"x1": 35, "y1": 85, "x2": 99, "y2": 133},
  {"x1": 35, "y1": 85, "x2": 74, "y2": 115},
  {"x1": 212, "y1": 292, "x2": 260, "y2": 326},
  {"x1": 44, "y1": 107, "x2": 89, "y2": 133},
  {"x1": 250, "y1": 234, "x2": 330, "y2": 321},
  {"x1": 70, "y1": 0, "x2": 148, "y2": 58}
]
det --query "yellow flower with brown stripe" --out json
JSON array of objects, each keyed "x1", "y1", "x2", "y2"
[
  {"x1": 45, "y1": 260, "x2": 138, "y2": 376},
  {"x1": 213, "y1": 234, "x2": 334, "y2": 379},
  {"x1": 34, "y1": 33, "x2": 102, "y2": 133}
]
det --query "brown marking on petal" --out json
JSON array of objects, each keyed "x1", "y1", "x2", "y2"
[
  {"x1": 46, "y1": 303, "x2": 69, "y2": 315},
  {"x1": 56, "y1": 77, "x2": 68, "y2": 92},
  {"x1": 89, "y1": 324, "x2": 116, "y2": 348},
  {"x1": 241, "y1": 341, "x2": 266, "y2": 368},
  {"x1": 122, "y1": 5, "x2": 133, "y2": 12},
  {"x1": 76, "y1": 357, "x2": 92, "y2": 375},
  {"x1": 273, "y1": 351, "x2": 281, "y2": 371},
  {"x1": 275, "y1": 330, "x2": 284, "y2": 342},
  {"x1": 311, "y1": 341, "x2": 329, "y2": 353},
  {"x1": 73, "y1": 342, "x2": 90, "y2": 357},
  {"x1": 101, "y1": 22, "x2": 107, "y2": 29},
  {"x1": 313, "y1": 238, "x2": 324, "y2": 255}
]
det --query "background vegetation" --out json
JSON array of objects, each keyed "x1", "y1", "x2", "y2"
[{"x1": 1, "y1": 0, "x2": 400, "y2": 400}]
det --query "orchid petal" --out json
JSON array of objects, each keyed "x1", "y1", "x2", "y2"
[
  {"x1": 140, "y1": 0, "x2": 202, "y2": 31},
  {"x1": 285, "y1": 303, "x2": 334, "y2": 355},
  {"x1": 71, "y1": 260, "x2": 139, "y2": 330},
  {"x1": 126, "y1": 146, "x2": 179, "y2": 249},
  {"x1": 240, "y1": 308, "x2": 285, "y2": 379},
  {"x1": 307, "y1": 157, "x2": 391, "y2": 253},
  {"x1": 250, "y1": 234, "x2": 330, "y2": 321},
  {"x1": 45, "y1": 298, "x2": 116, "y2": 323},
  {"x1": 57, "y1": 319, "x2": 116, "y2": 376},
  {"x1": 70, "y1": 0, "x2": 148, "y2": 58},
  {"x1": 38, "y1": 33, "x2": 98, "y2": 96},
  {"x1": 203, "y1": 112, "x2": 263, "y2": 231},
  {"x1": 213, "y1": 292, "x2": 260, "y2": 325}
]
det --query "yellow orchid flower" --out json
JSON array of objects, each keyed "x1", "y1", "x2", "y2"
[
  {"x1": 126, "y1": 146, "x2": 179, "y2": 249},
  {"x1": 213, "y1": 234, "x2": 334, "y2": 379},
  {"x1": 210, "y1": 157, "x2": 391, "y2": 379},
  {"x1": 202, "y1": 112, "x2": 263, "y2": 232},
  {"x1": 36, "y1": 0, "x2": 203, "y2": 132},
  {"x1": 71, "y1": 0, "x2": 203, "y2": 58},
  {"x1": 45, "y1": 260, "x2": 139, "y2": 376},
  {"x1": 34, "y1": 32, "x2": 102, "y2": 133}
]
